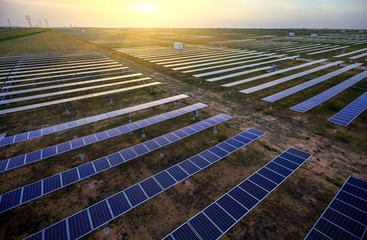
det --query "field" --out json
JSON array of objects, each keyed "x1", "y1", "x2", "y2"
[{"x1": 0, "y1": 28, "x2": 366, "y2": 240}]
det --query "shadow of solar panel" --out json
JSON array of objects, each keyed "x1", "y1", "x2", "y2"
[
  {"x1": 140, "y1": 177, "x2": 163, "y2": 197},
  {"x1": 132, "y1": 144, "x2": 149, "y2": 156},
  {"x1": 179, "y1": 160, "x2": 200, "y2": 175},
  {"x1": 93, "y1": 157, "x2": 110, "y2": 172},
  {"x1": 280, "y1": 152, "x2": 305, "y2": 165},
  {"x1": 89, "y1": 201, "x2": 113, "y2": 229},
  {"x1": 125, "y1": 185, "x2": 147, "y2": 207},
  {"x1": 107, "y1": 192, "x2": 131, "y2": 217},
  {"x1": 228, "y1": 187, "x2": 258, "y2": 210},
  {"x1": 258, "y1": 168, "x2": 285, "y2": 184},
  {"x1": 167, "y1": 165, "x2": 189, "y2": 182},
  {"x1": 171, "y1": 223, "x2": 200, "y2": 240},
  {"x1": 265, "y1": 162, "x2": 292, "y2": 177},
  {"x1": 44, "y1": 220, "x2": 68, "y2": 240},
  {"x1": 43, "y1": 175, "x2": 61, "y2": 194},
  {"x1": 190, "y1": 155, "x2": 210, "y2": 169},
  {"x1": 107, "y1": 152, "x2": 124, "y2": 166},
  {"x1": 0, "y1": 188, "x2": 21, "y2": 212},
  {"x1": 61, "y1": 168, "x2": 79, "y2": 186},
  {"x1": 78, "y1": 162, "x2": 96, "y2": 179},
  {"x1": 120, "y1": 148, "x2": 137, "y2": 161},
  {"x1": 204, "y1": 203, "x2": 236, "y2": 232},
  {"x1": 189, "y1": 212, "x2": 222, "y2": 240},
  {"x1": 249, "y1": 173, "x2": 277, "y2": 192},
  {"x1": 22, "y1": 181, "x2": 42, "y2": 202},
  {"x1": 273, "y1": 157, "x2": 298, "y2": 171},
  {"x1": 200, "y1": 150, "x2": 220, "y2": 163},
  {"x1": 154, "y1": 171, "x2": 177, "y2": 189},
  {"x1": 239, "y1": 180, "x2": 268, "y2": 200},
  {"x1": 216, "y1": 194, "x2": 248, "y2": 220},
  {"x1": 25, "y1": 150, "x2": 41, "y2": 164},
  {"x1": 68, "y1": 210, "x2": 92, "y2": 240},
  {"x1": 143, "y1": 140, "x2": 160, "y2": 151}
]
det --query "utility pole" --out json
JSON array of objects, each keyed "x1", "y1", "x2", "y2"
[
  {"x1": 25, "y1": 15, "x2": 32, "y2": 28},
  {"x1": 7, "y1": 19, "x2": 11, "y2": 28},
  {"x1": 45, "y1": 18, "x2": 49, "y2": 28}
]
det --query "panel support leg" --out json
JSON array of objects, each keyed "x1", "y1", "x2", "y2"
[
  {"x1": 298, "y1": 113, "x2": 302, "y2": 119},
  {"x1": 88, "y1": 177, "x2": 94, "y2": 188},
  {"x1": 193, "y1": 110, "x2": 198, "y2": 120},
  {"x1": 247, "y1": 94, "x2": 250, "y2": 100},
  {"x1": 243, "y1": 145, "x2": 247, "y2": 151},
  {"x1": 229, "y1": 87, "x2": 232, "y2": 95},
  {"x1": 142, "y1": 128, "x2": 145, "y2": 138},
  {"x1": 270, "y1": 102, "x2": 273, "y2": 109},
  {"x1": 334, "y1": 125, "x2": 339, "y2": 132},
  {"x1": 150, "y1": 86, "x2": 153, "y2": 93},
  {"x1": 175, "y1": 100, "x2": 178, "y2": 108},
  {"x1": 185, "y1": 178, "x2": 190, "y2": 185},
  {"x1": 103, "y1": 226, "x2": 109, "y2": 234},
  {"x1": 160, "y1": 148, "x2": 164, "y2": 158},
  {"x1": 200, "y1": 78, "x2": 202, "y2": 84},
  {"x1": 128, "y1": 112, "x2": 132, "y2": 123},
  {"x1": 214, "y1": 125, "x2": 218, "y2": 134}
]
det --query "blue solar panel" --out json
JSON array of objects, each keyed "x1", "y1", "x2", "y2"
[
  {"x1": 93, "y1": 157, "x2": 110, "y2": 172},
  {"x1": 14, "y1": 132, "x2": 28, "y2": 142},
  {"x1": 204, "y1": 203, "x2": 236, "y2": 232},
  {"x1": 239, "y1": 180, "x2": 268, "y2": 200},
  {"x1": 132, "y1": 144, "x2": 149, "y2": 156},
  {"x1": 216, "y1": 194, "x2": 248, "y2": 220},
  {"x1": 89, "y1": 201, "x2": 113, "y2": 229},
  {"x1": 154, "y1": 171, "x2": 177, "y2": 189},
  {"x1": 95, "y1": 131, "x2": 109, "y2": 141},
  {"x1": 225, "y1": 138, "x2": 244, "y2": 148},
  {"x1": 305, "y1": 176, "x2": 367, "y2": 240},
  {"x1": 265, "y1": 162, "x2": 292, "y2": 177},
  {"x1": 280, "y1": 152, "x2": 305, "y2": 165},
  {"x1": 107, "y1": 192, "x2": 131, "y2": 217},
  {"x1": 258, "y1": 168, "x2": 285, "y2": 184},
  {"x1": 179, "y1": 160, "x2": 200, "y2": 175},
  {"x1": 68, "y1": 210, "x2": 92, "y2": 240},
  {"x1": 249, "y1": 173, "x2": 277, "y2": 192},
  {"x1": 200, "y1": 150, "x2": 220, "y2": 163},
  {"x1": 181, "y1": 126, "x2": 197, "y2": 135},
  {"x1": 171, "y1": 223, "x2": 200, "y2": 240},
  {"x1": 173, "y1": 129, "x2": 189, "y2": 138},
  {"x1": 43, "y1": 175, "x2": 62, "y2": 194},
  {"x1": 154, "y1": 136, "x2": 170, "y2": 147},
  {"x1": 233, "y1": 135, "x2": 252, "y2": 145},
  {"x1": 197, "y1": 120, "x2": 212, "y2": 129},
  {"x1": 287, "y1": 147, "x2": 312, "y2": 159},
  {"x1": 0, "y1": 160, "x2": 7, "y2": 172},
  {"x1": 228, "y1": 187, "x2": 258, "y2": 210},
  {"x1": 0, "y1": 189, "x2": 21, "y2": 212},
  {"x1": 143, "y1": 140, "x2": 160, "y2": 151},
  {"x1": 247, "y1": 128, "x2": 265, "y2": 137},
  {"x1": 57, "y1": 142, "x2": 71, "y2": 153},
  {"x1": 22, "y1": 181, "x2": 42, "y2": 202},
  {"x1": 189, "y1": 212, "x2": 222, "y2": 240},
  {"x1": 71, "y1": 138, "x2": 85, "y2": 149},
  {"x1": 139, "y1": 177, "x2": 163, "y2": 197},
  {"x1": 164, "y1": 132, "x2": 180, "y2": 142},
  {"x1": 239, "y1": 132, "x2": 258, "y2": 140},
  {"x1": 25, "y1": 150, "x2": 42, "y2": 164},
  {"x1": 120, "y1": 148, "x2": 137, "y2": 161},
  {"x1": 209, "y1": 146, "x2": 229, "y2": 158},
  {"x1": 273, "y1": 157, "x2": 298, "y2": 171},
  {"x1": 167, "y1": 165, "x2": 189, "y2": 182},
  {"x1": 44, "y1": 220, "x2": 68, "y2": 240},
  {"x1": 61, "y1": 168, "x2": 79, "y2": 186},
  {"x1": 106, "y1": 128, "x2": 120, "y2": 137},
  {"x1": 0, "y1": 136, "x2": 14, "y2": 147},
  {"x1": 107, "y1": 152, "x2": 124, "y2": 166},
  {"x1": 29, "y1": 129, "x2": 42, "y2": 138},
  {"x1": 217, "y1": 142, "x2": 237, "y2": 153},
  {"x1": 7, "y1": 155, "x2": 25, "y2": 169},
  {"x1": 42, "y1": 146, "x2": 57, "y2": 158},
  {"x1": 24, "y1": 232, "x2": 42, "y2": 240},
  {"x1": 189, "y1": 155, "x2": 210, "y2": 169},
  {"x1": 43, "y1": 127, "x2": 55, "y2": 135},
  {"x1": 54, "y1": 124, "x2": 67, "y2": 132},
  {"x1": 117, "y1": 125, "x2": 131, "y2": 133},
  {"x1": 78, "y1": 162, "x2": 96, "y2": 179},
  {"x1": 125, "y1": 185, "x2": 148, "y2": 207},
  {"x1": 145, "y1": 117, "x2": 159, "y2": 125}
]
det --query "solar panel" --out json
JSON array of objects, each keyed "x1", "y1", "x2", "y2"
[
  {"x1": 206, "y1": 66, "x2": 273, "y2": 83},
  {"x1": 307, "y1": 46, "x2": 350, "y2": 55},
  {"x1": 0, "y1": 82, "x2": 161, "y2": 115},
  {"x1": 240, "y1": 61, "x2": 344, "y2": 95},
  {"x1": 290, "y1": 70, "x2": 367, "y2": 113},
  {"x1": 328, "y1": 91, "x2": 367, "y2": 126},
  {"x1": 163, "y1": 147, "x2": 312, "y2": 240},
  {"x1": 350, "y1": 52, "x2": 367, "y2": 60},
  {"x1": 24, "y1": 128, "x2": 265, "y2": 240},
  {"x1": 0, "y1": 114, "x2": 229, "y2": 213},
  {"x1": 305, "y1": 176, "x2": 367, "y2": 240},
  {"x1": 334, "y1": 48, "x2": 367, "y2": 58},
  {"x1": 262, "y1": 63, "x2": 362, "y2": 103},
  {"x1": 0, "y1": 94, "x2": 189, "y2": 147}
]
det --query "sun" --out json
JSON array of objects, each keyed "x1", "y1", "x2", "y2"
[{"x1": 136, "y1": 2, "x2": 158, "y2": 13}]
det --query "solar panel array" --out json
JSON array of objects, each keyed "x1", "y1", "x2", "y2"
[
  {"x1": 290, "y1": 70, "x2": 367, "y2": 113},
  {"x1": 24, "y1": 128, "x2": 265, "y2": 240},
  {"x1": 262, "y1": 63, "x2": 363, "y2": 103},
  {"x1": 0, "y1": 94, "x2": 188, "y2": 147},
  {"x1": 240, "y1": 61, "x2": 343, "y2": 95},
  {"x1": 0, "y1": 103, "x2": 207, "y2": 173},
  {"x1": 305, "y1": 176, "x2": 367, "y2": 240},
  {"x1": 0, "y1": 113, "x2": 228, "y2": 214},
  {"x1": 163, "y1": 147, "x2": 312, "y2": 240},
  {"x1": 334, "y1": 48, "x2": 367, "y2": 58},
  {"x1": 328, "y1": 91, "x2": 367, "y2": 126}
]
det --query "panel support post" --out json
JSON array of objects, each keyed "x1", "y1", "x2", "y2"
[
  {"x1": 103, "y1": 226, "x2": 109, "y2": 234},
  {"x1": 334, "y1": 125, "x2": 339, "y2": 132},
  {"x1": 243, "y1": 145, "x2": 247, "y2": 151},
  {"x1": 247, "y1": 94, "x2": 250, "y2": 100},
  {"x1": 213, "y1": 125, "x2": 218, "y2": 134},
  {"x1": 213, "y1": 82, "x2": 216, "y2": 87},
  {"x1": 229, "y1": 87, "x2": 232, "y2": 95},
  {"x1": 160, "y1": 148, "x2": 164, "y2": 158},
  {"x1": 175, "y1": 100, "x2": 178, "y2": 108},
  {"x1": 200, "y1": 78, "x2": 202, "y2": 84},
  {"x1": 150, "y1": 86, "x2": 153, "y2": 93},
  {"x1": 270, "y1": 102, "x2": 273, "y2": 109},
  {"x1": 142, "y1": 128, "x2": 145, "y2": 138},
  {"x1": 193, "y1": 110, "x2": 198, "y2": 120},
  {"x1": 88, "y1": 177, "x2": 94, "y2": 188},
  {"x1": 128, "y1": 112, "x2": 132, "y2": 123},
  {"x1": 298, "y1": 113, "x2": 302, "y2": 119},
  {"x1": 185, "y1": 178, "x2": 190, "y2": 185}
]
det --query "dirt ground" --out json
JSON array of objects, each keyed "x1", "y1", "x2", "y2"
[{"x1": 0, "y1": 29, "x2": 366, "y2": 240}]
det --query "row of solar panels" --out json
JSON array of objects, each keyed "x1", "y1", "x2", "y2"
[{"x1": 24, "y1": 128, "x2": 266, "y2": 240}]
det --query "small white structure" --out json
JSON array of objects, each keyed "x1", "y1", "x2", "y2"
[
  {"x1": 289, "y1": 32, "x2": 295, "y2": 37},
  {"x1": 174, "y1": 42, "x2": 183, "y2": 50},
  {"x1": 311, "y1": 33, "x2": 318, "y2": 38},
  {"x1": 341, "y1": 29, "x2": 346, "y2": 33}
]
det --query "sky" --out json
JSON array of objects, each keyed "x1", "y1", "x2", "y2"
[{"x1": 0, "y1": 0, "x2": 366, "y2": 29}]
